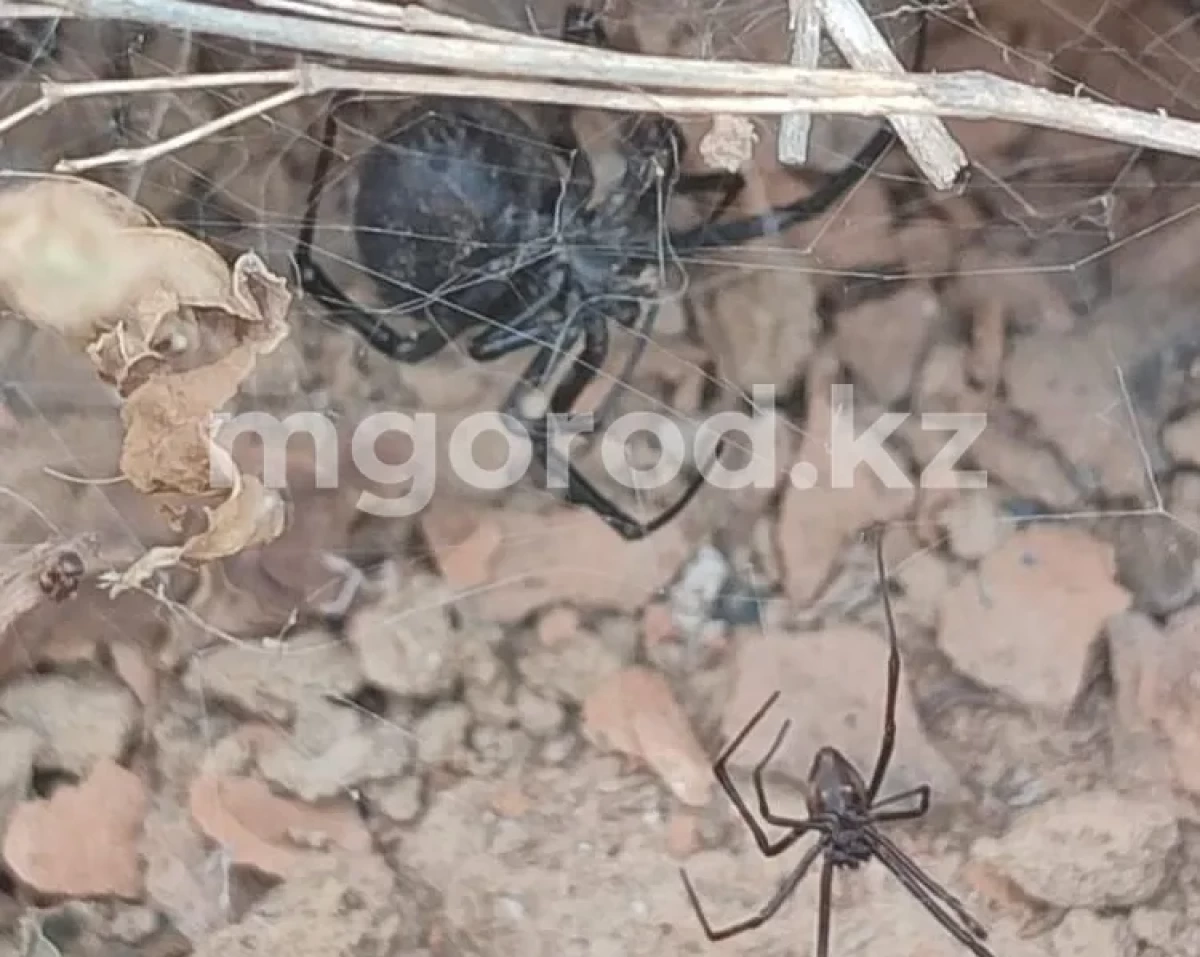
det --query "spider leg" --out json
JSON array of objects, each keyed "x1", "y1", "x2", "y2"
[
  {"x1": 675, "y1": 170, "x2": 746, "y2": 224},
  {"x1": 869, "y1": 784, "x2": 931, "y2": 823},
  {"x1": 671, "y1": 123, "x2": 896, "y2": 252},
  {"x1": 749, "y1": 718, "x2": 826, "y2": 833},
  {"x1": 539, "y1": 2, "x2": 609, "y2": 212},
  {"x1": 866, "y1": 830, "x2": 996, "y2": 957},
  {"x1": 712, "y1": 692, "x2": 823, "y2": 855},
  {"x1": 516, "y1": 308, "x2": 720, "y2": 541},
  {"x1": 865, "y1": 524, "x2": 901, "y2": 803},
  {"x1": 815, "y1": 854, "x2": 835, "y2": 957},
  {"x1": 680, "y1": 836, "x2": 825, "y2": 942},
  {"x1": 465, "y1": 270, "x2": 569, "y2": 362},
  {"x1": 670, "y1": 5, "x2": 934, "y2": 253}
]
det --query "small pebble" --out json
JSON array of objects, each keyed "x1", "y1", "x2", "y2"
[{"x1": 415, "y1": 704, "x2": 471, "y2": 769}]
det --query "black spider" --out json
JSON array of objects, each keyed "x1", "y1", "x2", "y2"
[
  {"x1": 293, "y1": 5, "x2": 929, "y2": 540},
  {"x1": 679, "y1": 526, "x2": 995, "y2": 957}
]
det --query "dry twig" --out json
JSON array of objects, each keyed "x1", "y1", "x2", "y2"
[
  {"x1": 779, "y1": 0, "x2": 821, "y2": 166},
  {"x1": 7, "y1": 58, "x2": 1200, "y2": 176},
  {"x1": 816, "y1": 0, "x2": 966, "y2": 186},
  {"x1": 248, "y1": 0, "x2": 564, "y2": 45},
  {"x1": 0, "y1": 2, "x2": 70, "y2": 14},
  {"x1": 11, "y1": 0, "x2": 1200, "y2": 174}
]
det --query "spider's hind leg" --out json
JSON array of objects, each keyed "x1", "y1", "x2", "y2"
[
  {"x1": 869, "y1": 784, "x2": 930, "y2": 823},
  {"x1": 867, "y1": 830, "x2": 995, "y2": 957}
]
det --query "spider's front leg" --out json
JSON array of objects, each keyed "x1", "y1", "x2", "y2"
[
  {"x1": 501, "y1": 311, "x2": 717, "y2": 541},
  {"x1": 711, "y1": 692, "x2": 826, "y2": 855},
  {"x1": 865, "y1": 524, "x2": 901, "y2": 804},
  {"x1": 538, "y1": 1, "x2": 613, "y2": 211},
  {"x1": 681, "y1": 838, "x2": 826, "y2": 942}
]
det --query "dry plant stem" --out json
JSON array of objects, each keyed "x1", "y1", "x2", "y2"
[
  {"x1": 816, "y1": 0, "x2": 965, "y2": 186},
  {"x1": 18, "y1": 0, "x2": 1200, "y2": 166},
  {"x1": 250, "y1": 0, "x2": 563, "y2": 45},
  {"x1": 123, "y1": 29, "x2": 194, "y2": 199},
  {"x1": 48, "y1": 0, "x2": 1200, "y2": 162},
  {"x1": 48, "y1": 0, "x2": 950, "y2": 94},
  {"x1": 779, "y1": 0, "x2": 821, "y2": 165},
  {"x1": 33, "y1": 64, "x2": 1200, "y2": 172},
  {"x1": 0, "y1": 68, "x2": 295, "y2": 138},
  {"x1": 0, "y1": 2, "x2": 72, "y2": 14},
  {"x1": 59, "y1": 86, "x2": 304, "y2": 171}
]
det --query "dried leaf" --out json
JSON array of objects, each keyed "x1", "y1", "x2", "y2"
[
  {"x1": 109, "y1": 458, "x2": 285, "y2": 593},
  {"x1": 2, "y1": 758, "x2": 147, "y2": 898},
  {"x1": 0, "y1": 176, "x2": 293, "y2": 587},
  {"x1": 582, "y1": 666, "x2": 711, "y2": 807},
  {"x1": 182, "y1": 474, "x2": 285, "y2": 563},
  {"x1": 0, "y1": 180, "x2": 230, "y2": 340},
  {"x1": 188, "y1": 772, "x2": 371, "y2": 879},
  {"x1": 119, "y1": 348, "x2": 255, "y2": 496}
]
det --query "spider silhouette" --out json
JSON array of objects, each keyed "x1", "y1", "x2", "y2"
[
  {"x1": 293, "y1": 4, "x2": 929, "y2": 541},
  {"x1": 680, "y1": 526, "x2": 995, "y2": 957}
]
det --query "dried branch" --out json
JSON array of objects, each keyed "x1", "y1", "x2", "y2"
[
  {"x1": 0, "y1": 2, "x2": 72, "y2": 14},
  {"x1": 779, "y1": 0, "x2": 821, "y2": 166},
  {"x1": 816, "y1": 0, "x2": 966, "y2": 187},
  {"x1": 248, "y1": 0, "x2": 563, "y2": 45},
  {"x1": 20, "y1": 0, "x2": 1200, "y2": 174}
]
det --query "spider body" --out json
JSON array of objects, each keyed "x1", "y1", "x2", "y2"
[
  {"x1": 680, "y1": 527, "x2": 995, "y2": 957},
  {"x1": 808, "y1": 746, "x2": 870, "y2": 820},
  {"x1": 294, "y1": 4, "x2": 931, "y2": 539},
  {"x1": 353, "y1": 99, "x2": 563, "y2": 318},
  {"x1": 808, "y1": 747, "x2": 874, "y2": 867},
  {"x1": 350, "y1": 96, "x2": 678, "y2": 352}
]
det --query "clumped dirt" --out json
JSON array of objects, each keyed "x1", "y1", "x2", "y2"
[{"x1": 0, "y1": 2, "x2": 1199, "y2": 956}]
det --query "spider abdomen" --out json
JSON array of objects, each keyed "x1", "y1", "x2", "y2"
[
  {"x1": 352, "y1": 98, "x2": 565, "y2": 313},
  {"x1": 807, "y1": 746, "x2": 871, "y2": 818}
]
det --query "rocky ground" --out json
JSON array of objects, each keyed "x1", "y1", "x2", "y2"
[{"x1": 1, "y1": 1, "x2": 1200, "y2": 956}]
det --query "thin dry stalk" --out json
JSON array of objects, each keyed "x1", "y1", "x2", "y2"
[
  {"x1": 779, "y1": 0, "x2": 821, "y2": 166},
  {"x1": 123, "y1": 28, "x2": 194, "y2": 199},
  {"x1": 0, "y1": 2, "x2": 72, "y2": 14},
  {"x1": 39, "y1": 0, "x2": 1200, "y2": 168},
  {"x1": 249, "y1": 0, "x2": 564, "y2": 45},
  {"x1": 816, "y1": 0, "x2": 966, "y2": 185},
  {"x1": 16, "y1": 66, "x2": 1200, "y2": 178}
]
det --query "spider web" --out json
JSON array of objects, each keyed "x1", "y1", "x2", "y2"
[{"x1": 0, "y1": 1, "x2": 1198, "y2": 956}]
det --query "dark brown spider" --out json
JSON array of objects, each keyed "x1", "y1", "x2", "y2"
[{"x1": 680, "y1": 526, "x2": 994, "y2": 957}]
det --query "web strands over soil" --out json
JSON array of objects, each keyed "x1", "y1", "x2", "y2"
[{"x1": 1, "y1": 1, "x2": 1200, "y2": 956}]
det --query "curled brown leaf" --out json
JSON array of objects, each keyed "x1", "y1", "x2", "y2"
[{"x1": 0, "y1": 175, "x2": 294, "y2": 588}]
